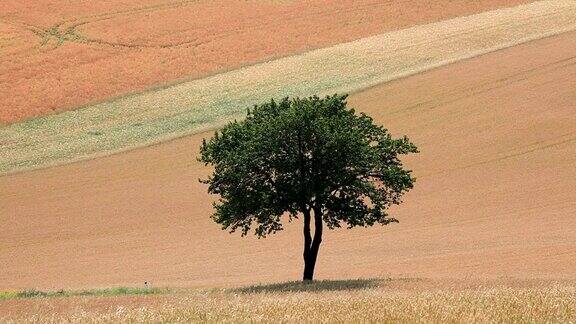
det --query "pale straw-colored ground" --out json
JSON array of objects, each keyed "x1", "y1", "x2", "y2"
[
  {"x1": 1, "y1": 279, "x2": 575, "y2": 323},
  {"x1": 1, "y1": 0, "x2": 575, "y2": 175}
]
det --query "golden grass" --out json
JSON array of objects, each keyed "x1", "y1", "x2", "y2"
[
  {"x1": 1, "y1": 0, "x2": 575, "y2": 176},
  {"x1": 2, "y1": 279, "x2": 575, "y2": 323}
]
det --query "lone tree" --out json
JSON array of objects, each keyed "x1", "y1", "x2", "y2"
[{"x1": 200, "y1": 94, "x2": 418, "y2": 281}]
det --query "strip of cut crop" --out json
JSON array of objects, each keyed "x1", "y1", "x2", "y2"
[{"x1": 1, "y1": 0, "x2": 575, "y2": 176}]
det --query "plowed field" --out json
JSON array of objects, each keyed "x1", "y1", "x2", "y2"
[{"x1": 1, "y1": 30, "x2": 574, "y2": 290}]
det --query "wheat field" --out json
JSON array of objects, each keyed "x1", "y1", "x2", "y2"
[{"x1": 2, "y1": 279, "x2": 575, "y2": 323}]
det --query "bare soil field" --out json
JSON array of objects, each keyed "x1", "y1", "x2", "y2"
[
  {"x1": 1, "y1": 31, "x2": 575, "y2": 290},
  {"x1": 1, "y1": 279, "x2": 575, "y2": 322},
  {"x1": 0, "y1": 0, "x2": 533, "y2": 124},
  {"x1": 2, "y1": 0, "x2": 574, "y2": 176}
]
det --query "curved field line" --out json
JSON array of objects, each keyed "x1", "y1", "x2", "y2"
[
  {"x1": 0, "y1": 20, "x2": 46, "y2": 59},
  {"x1": 65, "y1": 0, "x2": 201, "y2": 48},
  {"x1": 1, "y1": 0, "x2": 575, "y2": 176},
  {"x1": 0, "y1": 1, "x2": 201, "y2": 52}
]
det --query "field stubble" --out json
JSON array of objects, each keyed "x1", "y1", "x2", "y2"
[{"x1": 1, "y1": 279, "x2": 575, "y2": 323}]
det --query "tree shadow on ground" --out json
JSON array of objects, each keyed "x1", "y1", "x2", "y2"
[{"x1": 233, "y1": 278, "x2": 386, "y2": 294}]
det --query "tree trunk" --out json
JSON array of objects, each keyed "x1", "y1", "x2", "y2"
[
  {"x1": 302, "y1": 209, "x2": 312, "y2": 280},
  {"x1": 303, "y1": 207, "x2": 323, "y2": 281}
]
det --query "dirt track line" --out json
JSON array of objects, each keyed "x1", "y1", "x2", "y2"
[
  {"x1": 426, "y1": 133, "x2": 576, "y2": 178},
  {"x1": 0, "y1": 20, "x2": 46, "y2": 59},
  {"x1": 393, "y1": 55, "x2": 576, "y2": 117},
  {"x1": 1, "y1": 0, "x2": 575, "y2": 176},
  {"x1": 0, "y1": 1, "x2": 201, "y2": 54},
  {"x1": 49, "y1": 1, "x2": 406, "y2": 49}
]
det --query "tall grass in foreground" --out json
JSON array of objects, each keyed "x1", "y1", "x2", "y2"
[{"x1": 2, "y1": 280, "x2": 575, "y2": 323}]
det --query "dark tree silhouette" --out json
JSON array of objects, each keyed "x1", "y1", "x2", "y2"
[{"x1": 199, "y1": 94, "x2": 418, "y2": 281}]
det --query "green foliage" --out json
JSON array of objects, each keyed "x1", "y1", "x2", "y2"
[
  {"x1": 17, "y1": 289, "x2": 50, "y2": 298},
  {"x1": 0, "y1": 287, "x2": 167, "y2": 300},
  {"x1": 200, "y1": 94, "x2": 418, "y2": 237},
  {"x1": 0, "y1": 291, "x2": 19, "y2": 300}
]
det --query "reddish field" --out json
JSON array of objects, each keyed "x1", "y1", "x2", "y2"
[
  {"x1": 0, "y1": 0, "x2": 532, "y2": 124},
  {"x1": 1, "y1": 31, "x2": 574, "y2": 290}
]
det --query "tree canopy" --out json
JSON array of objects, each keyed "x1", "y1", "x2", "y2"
[{"x1": 200, "y1": 94, "x2": 418, "y2": 280}]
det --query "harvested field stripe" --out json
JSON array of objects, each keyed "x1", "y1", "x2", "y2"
[{"x1": 1, "y1": 0, "x2": 575, "y2": 176}]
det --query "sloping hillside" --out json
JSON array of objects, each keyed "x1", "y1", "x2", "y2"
[{"x1": 1, "y1": 31, "x2": 574, "y2": 290}]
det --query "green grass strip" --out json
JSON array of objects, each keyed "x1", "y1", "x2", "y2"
[{"x1": 0, "y1": 287, "x2": 168, "y2": 300}]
